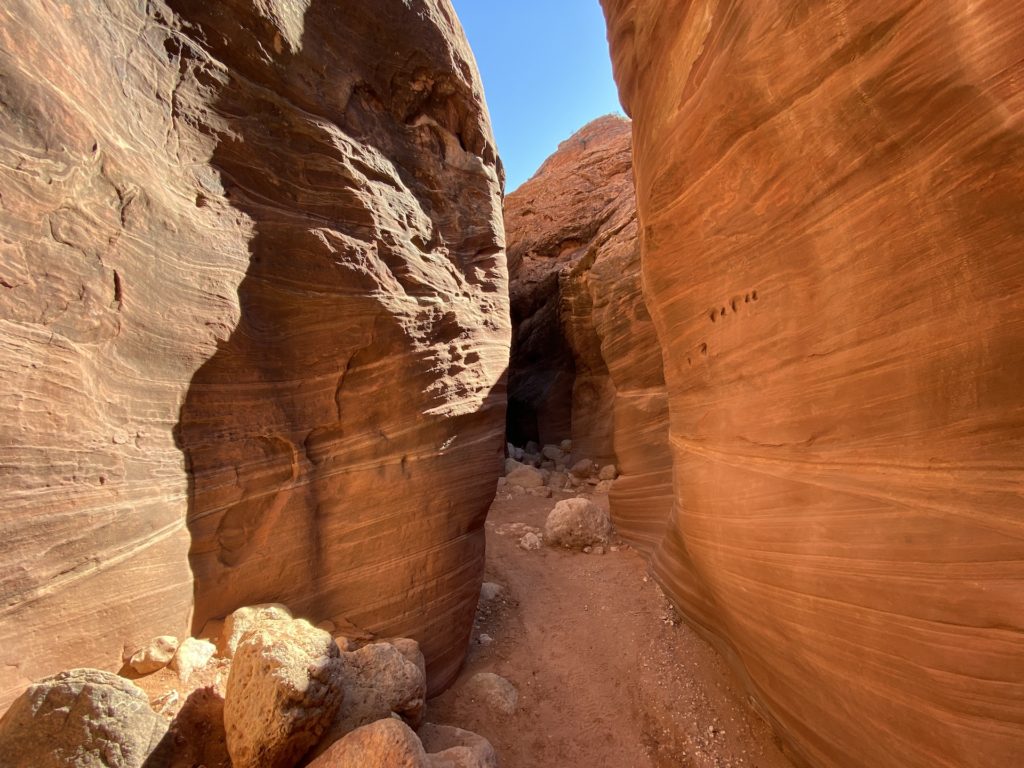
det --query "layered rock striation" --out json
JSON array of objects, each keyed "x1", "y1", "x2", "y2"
[
  {"x1": 0, "y1": 0, "x2": 508, "y2": 711},
  {"x1": 504, "y1": 116, "x2": 672, "y2": 548},
  {"x1": 602, "y1": 1, "x2": 1024, "y2": 766}
]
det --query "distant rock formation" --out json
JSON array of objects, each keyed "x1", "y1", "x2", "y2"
[
  {"x1": 504, "y1": 116, "x2": 673, "y2": 548},
  {"x1": 602, "y1": 1, "x2": 1024, "y2": 766},
  {"x1": 0, "y1": 0, "x2": 508, "y2": 711}
]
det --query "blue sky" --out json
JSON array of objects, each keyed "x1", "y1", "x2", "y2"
[{"x1": 451, "y1": 1, "x2": 624, "y2": 192}]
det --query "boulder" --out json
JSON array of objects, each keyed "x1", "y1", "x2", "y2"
[
  {"x1": 224, "y1": 618, "x2": 344, "y2": 768},
  {"x1": 319, "y1": 641, "x2": 426, "y2": 748},
  {"x1": 0, "y1": 669, "x2": 167, "y2": 768},
  {"x1": 559, "y1": 439, "x2": 573, "y2": 453},
  {"x1": 505, "y1": 465, "x2": 545, "y2": 489},
  {"x1": 503, "y1": 457, "x2": 525, "y2": 475},
  {"x1": 569, "y1": 459, "x2": 594, "y2": 478},
  {"x1": 598, "y1": 464, "x2": 618, "y2": 481},
  {"x1": 170, "y1": 637, "x2": 217, "y2": 684},
  {"x1": 419, "y1": 723, "x2": 498, "y2": 768},
  {"x1": 544, "y1": 498, "x2": 612, "y2": 549},
  {"x1": 461, "y1": 673, "x2": 518, "y2": 716},
  {"x1": 541, "y1": 445, "x2": 564, "y2": 461},
  {"x1": 518, "y1": 533, "x2": 543, "y2": 551},
  {"x1": 219, "y1": 603, "x2": 292, "y2": 658},
  {"x1": 127, "y1": 635, "x2": 179, "y2": 675},
  {"x1": 308, "y1": 718, "x2": 428, "y2": 768},
  {"x1": 479, "y1": 582, "x2": 504, "y2": 603}
]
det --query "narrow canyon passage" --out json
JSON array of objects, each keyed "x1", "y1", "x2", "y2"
[{"x1": 427, "y1": 487, "x2": 795, "y2": 768}]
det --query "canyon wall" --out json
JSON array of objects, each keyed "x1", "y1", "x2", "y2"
[
  {"x1": 601, "y1": 1, "x2": 1024, "y2": 767},
  {"x1": 0, "y1": 0, "x2": 508, "y2": 711},
  {"x1": 504, "y1": 116, "x2": 673, "y2": 549}
]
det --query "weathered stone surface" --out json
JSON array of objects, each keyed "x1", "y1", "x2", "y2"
[
  {"x1": 218, "y1": 603, "x2": 292, "y2": 659},
  {"x1": 419, "y1": 723, "x2": 498, "y2": 768},
  {"x1": 506, "y1": 117, "x2": 635, "y2": 454},
  {"x1": 0, "y1": 669, "x2": 168, "y2": 768},
  {"x1": 127, "y1": 636, "x2": 179, "y2": 675},
  {"x1": 170, "y1": 637, "x2": 217, "y2": 684},
  {"x1": 544, "y1": 498, "x2": 612, "y2": 550},
  {"x1": 309, "y1": 718, "x2": 429, "y2": 768},
  {"x1": 461, "y1": 672, "x2": 518, "y2": 716},
  {"x1": 601, "y1": 1, "x2": 1024, "y2": 766},
  {"x1": 224, "y1": 618, "x2": 344, "y2": 768},
  {"x1": 315, "y1": 641, "x2": 427, "y2": 753},
  {"x1": 505, "y1": 117, "x2": 673, "y2": 553},
  {"x1": 505, "y1": 465, "x2": 545, "y2": 489},
  {"x1": 0, "y1": 0, "x2": 508, "y2": 710}
]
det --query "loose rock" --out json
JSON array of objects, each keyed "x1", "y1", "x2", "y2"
[
  {"x1": 224, "y1": 617, "x2": 344, "y2": 768},
  {"x1": 505, "y1": 465, "x2": 545, "y2": 489},
  {"x1": 598, "y1": 464, "x2": 618, "y2": 481},
  {"x1": 127, "y1": 635, "x2": 179, "y2": 675},
  {"x1": 308, "y1": 718, "x2": 428, "y2": 767},
  {"x1": 462, "y1": 672, "x2": 518, "y2": 716},
  {"x1": 420, "y1": 723, "x2": 498, "y2": 768},
  {"x1": 544, "y1": 497, "x2": 612, "y2": 549},
  {"x1": 219, "y1": 603, "x2": 293, "y2": 658},
  {"x1": 170, "y1": 637, "x2": 217, "y2": 683},
  {"x1": 570, "y1": 458, "x2": 594, "y2": 478},
  {"x1": 479, "y1": 582, "x2": 504, "y2": 602},
  {"x1": 0, "y1": 669, "x2": 168, "y2": 768},
  {"x1": 518, "y1": 532, "x2": 543, "y2": 551}
]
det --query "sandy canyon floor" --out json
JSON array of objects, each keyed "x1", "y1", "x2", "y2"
[{"x1": 428, "y1": 488, "x2": 796, "y2": 768}]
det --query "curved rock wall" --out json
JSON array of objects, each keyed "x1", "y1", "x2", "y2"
[
  {"x1": 505, "y1": 116, "x2": 673, "y2": 549},
  {"x1": 0, "y1": 0, "x2": 508, "y2": 710},
  {"x1": 601, "y1": 1, "x2": 1024, "y2": 766}
]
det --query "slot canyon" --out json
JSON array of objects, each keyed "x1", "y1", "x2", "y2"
[{"x1": 0, "y1": 1, "x2": 1021, "y2": 767}]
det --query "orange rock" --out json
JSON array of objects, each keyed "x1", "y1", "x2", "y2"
[
  {"x1": 0, "y1": 0, "x2": 508, "y2": 711},
  {"x1": 601, "y1": 1, "x2": 1024, "y2": 766},
  {"x1": 504, "y1": 117, "x2": 673, "y2": 552}
]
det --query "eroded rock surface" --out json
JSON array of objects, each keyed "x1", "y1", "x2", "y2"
[
  {"x1": 503, "y1": 116, "x2": 672, "y2": 550},
  {"x1": 0, "y1": 669, "x2": 168, "y2": 768},
  {"x1": 224, "y1": 618, "x2": 344, "y2": 768},
  {"x1": 601, "y1": 1, "x2": 1024, "y2": 766},
  {"x1": 0, "y1": 0, "x2": 508, "y2": 710}
]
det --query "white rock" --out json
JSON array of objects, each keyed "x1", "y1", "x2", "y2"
[
  {"x1": 479, "y1": 582, "x2": 504, "y2": 602},
  {"x1": 128, "y1": 636, "x2": 179, "y2": 675},
  {"x1": 170, "y1": 637, "x2": 216, "y2": 683},
  {"x1": 478, "y1": 634, "x2": 494, "y2": 646},
  {"x1": 518, "y1": 532, "x2": 542, "y2": 551},
  {"x1": 219, "y1": 603, "x2": 293, "y2": 658},
  {"x1": 544, "y1": 498, "x2": 612, "y2": 550},
  {"x1": 598, "y1": 464, "x2": 618, "y2": 481}
]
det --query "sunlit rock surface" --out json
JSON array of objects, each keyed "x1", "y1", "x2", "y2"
[
  {"x1": 0, "y1": 0, "x2": 508, "y2": 711},
  {"x1": 601, "y1": 1, "x2": 1024, "y2": 766},
  {"x1": 504, "y1": 116, "x2": 672, "y2": 548}
]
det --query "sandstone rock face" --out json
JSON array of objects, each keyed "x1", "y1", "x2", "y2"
[
  {"x1": 0, "y1": 669, "x2": 168, "y2": 768},
  {"x1": 503, "y1": 116, "x2": 673, "y2": 550},
  {"x1": 0, "y1": 0, "x2": 508, "y2": 710},
  {"x1": 601, "y1": 2, "x2": 1024, "y2": 766},
  {"x1": 224, "y1": 618, "x2": 344, "y2": 768}
]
